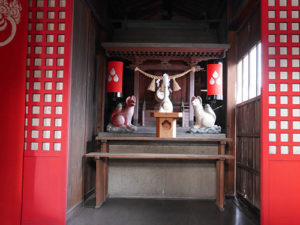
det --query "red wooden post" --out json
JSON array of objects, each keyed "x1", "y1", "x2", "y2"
[
  {"x1": 0, "y1": 1, "x2": 28, "y2": 224},
  {"x1": 261, "y1": 1, "x2": 300, "y2": 225}
]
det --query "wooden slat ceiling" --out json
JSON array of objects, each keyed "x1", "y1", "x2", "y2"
[{"x1": 108, "y1": 0, "x2": 227, "y2": 21}]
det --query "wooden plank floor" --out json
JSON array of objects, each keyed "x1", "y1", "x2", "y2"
[{"x1": 67, "y1": 198, "x2": 259, "y2": 225}]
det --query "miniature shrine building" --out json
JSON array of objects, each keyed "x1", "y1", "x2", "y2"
[{"x1": 0, "y1": 0, "x2": 299, "y2": 225}]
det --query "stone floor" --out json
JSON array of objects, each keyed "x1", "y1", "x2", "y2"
[{"x1": 67, "y1": 198, "x2": 260, "y2": 225}]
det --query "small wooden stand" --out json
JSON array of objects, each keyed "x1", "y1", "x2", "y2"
[{"x1": 151, "y1": 112, "x2": 182, "y2": 138}]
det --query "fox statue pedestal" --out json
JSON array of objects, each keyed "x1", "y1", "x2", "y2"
[{"x1": 151, "y1": 112, "x2": 182, "y2": 138}]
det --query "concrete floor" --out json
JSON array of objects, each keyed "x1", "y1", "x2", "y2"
[{"x1": 67, "y1": 198, "x2": 259, "y2": 225}]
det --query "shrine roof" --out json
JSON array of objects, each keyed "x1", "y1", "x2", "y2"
[{"x1": 102, "y1": 42, "x2": 230, "y2": 59}]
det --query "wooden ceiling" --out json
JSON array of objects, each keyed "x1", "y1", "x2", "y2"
[{"x1": 107, "y1": 0, "x2": 227, "y2": 21}]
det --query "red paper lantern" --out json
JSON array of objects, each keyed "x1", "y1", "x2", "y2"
[
  {"x1": 207, "y1": 63, "x2": 223, "y2": 99},
  {"x1": 107, "y1": 61, "x2": 123, "y2": 93}
]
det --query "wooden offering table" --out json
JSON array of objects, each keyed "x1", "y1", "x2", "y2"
[
  {"x1": 85, "y1": 133, "x2": 233, "y2": 210},
  {"x1": 151, "y1": 112, "x2": 182, "y2": 138}
]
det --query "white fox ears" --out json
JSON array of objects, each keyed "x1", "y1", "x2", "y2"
[
  {"x1": 197, "y1": 96, "x2": 202, "y2": 103},
  {"x1": 191, "y1": 96, "x2": 202, "y2": 103}
]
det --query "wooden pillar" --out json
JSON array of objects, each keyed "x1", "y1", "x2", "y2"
[
  {"x1": 97, "y1": 53, "x2": 107, "y2": 132},
  {"x1": 216, "y1": 141, "x2": 226, "y2": 210},
  {"x1": 216, "y1": 158, "x2": 220, "y2": 206},
  {"x1": 95, "y1": 141, "x2": 109, "y2": 208},
  {"x1": 225, "y1": 31, "x2": 237, "y2": 195},
  {"x1": 188, "y1": 70, "x2": 195, "y2": 126},
  {"x1": 133, "y1": 70, "x2": 139, "y2": 125},
  {"x1": 103, "y1": 142, "x2": 109, "y2": 200}
]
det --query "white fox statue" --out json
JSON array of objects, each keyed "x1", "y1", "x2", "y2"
[{"x1": 191, "y1": 96, "x2": 216, "y2": 129}]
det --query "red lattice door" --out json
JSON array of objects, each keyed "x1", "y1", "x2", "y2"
[
  {"x1": 261, "y1": 0, "x2": 300, "y2": 225},
  {"x1": 22, "y1": 0, "x2": 73, "y2": 224}
]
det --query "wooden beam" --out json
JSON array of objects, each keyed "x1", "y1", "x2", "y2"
[
  {"x1": 139, "y1": 64, "x2": 190, "y2": 71},
  {"x1": 102, "y1": 42, "x2": 230, "y2": 51},
  {"x1": 96, "y1": 135, "x2": 232, "y2": 143},
  {"x1": 86, "y1": 152, "x2": 234, "y2": 160},
  {"x1": 172, "y1": 4, "x2": 205, "y2": 20},
  {"x1": 134, "y1": 1, "x2": 162, "y2": 19}
]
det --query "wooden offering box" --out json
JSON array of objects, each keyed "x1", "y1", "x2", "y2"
[{"x1": 151, "y1": 112, "x2": 182, "y2": 138}]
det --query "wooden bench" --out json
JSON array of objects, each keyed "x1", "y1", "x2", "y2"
[
  {"x1": 85, "y1": 135, "x2": 233, "y2": 210},
  {"x1": 86, "y1": 152, "x2": 233, "y2": 160}
]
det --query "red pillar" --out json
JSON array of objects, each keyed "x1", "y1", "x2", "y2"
[
  {"x1": 261, "y1": 1, "x2": 300, "y2": 225},
  {"x1": 21, "y1": 0, "x2": 73, "y2": 224},
  {"x1": 0, "y1": 1, "x2": 28, "y2": 224}
]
